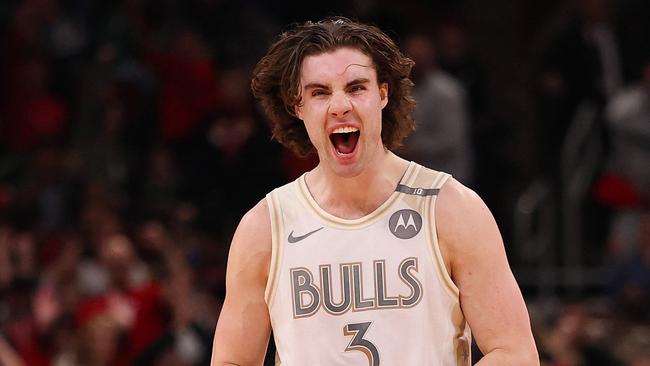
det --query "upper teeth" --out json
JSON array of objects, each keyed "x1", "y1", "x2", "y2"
[{"x1": 332, "y1": 126, "x2": 359, "y2": 134}]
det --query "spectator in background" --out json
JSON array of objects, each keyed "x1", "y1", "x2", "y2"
[
  {"x1": 0, "y1": 1, "x2": 69, "y2": 153},
  {"x1": 141, "y1": 28, "x2": 220, "y2": 144},
  {"x1": 177, "y1": 67, "x2": 285, "y2": 241},
  {"x1": 596, "y1": 58, "x2": 650, "y2": 259},
  {"x1": 69, "y1": 100, "x2": 132, "y2": 208},
  {"x1": 133, "y1": 221, "x2": 214, "y2": 366},
  {"x1": 537, "y1": 0, "x2": 622, "y2": 175},
  {"x1": 137, "y1": 145, "x2": 184, "y2": 220},
  {"x1": 608, "y1": 212, "x2": 650, "y2": 323},
  {"x1": 74, "y1": 232, "x2": 165, "y2": 364},
  {"x1": 434, "y1": 19, "x2": 515, "y2": 225},
  {"x1": 534, "y1": 0, "x2": 625, "y2": 265},
  {"x1": 401, "y1": 32, "x2": 474, "y2": 184},
  {"x1": 436, "y1": 19, "x2": 489, "y2": 124},
  {"x1": 1, "y1": 227, "x2": 81, "y2": 366},
  {"x1": 541, "y1": 302, "x2": 621, "y2": 366},
  {"x1": 601, "y1": 58, "x2": 650, "y2": 205},
  {"x1": 70, "y1": 313, "x2": 123, "y2": 366},
  {"x1": 1, "y1": 58, "x2": 68, "y2": 152}
]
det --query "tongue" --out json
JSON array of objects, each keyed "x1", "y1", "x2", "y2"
[{"x1": 332, "y1": 132, "x2": 359, "y2": 154}]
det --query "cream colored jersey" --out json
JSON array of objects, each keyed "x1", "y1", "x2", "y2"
[{"x1": 265, "y1": 162, "x2": 471, "y2": 365}]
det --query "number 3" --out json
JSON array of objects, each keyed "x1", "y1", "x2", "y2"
[{"x1": 343, "y1": 322, "x2": 380, "y2": 366}]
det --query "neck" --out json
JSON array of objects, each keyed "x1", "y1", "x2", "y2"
[{"x1": 305, "y1": 151, "x2": 410, "y2": 219}]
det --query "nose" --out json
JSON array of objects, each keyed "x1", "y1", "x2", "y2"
[{"x1": 328, "y1": 91, "x2": 352, "y2": 118}]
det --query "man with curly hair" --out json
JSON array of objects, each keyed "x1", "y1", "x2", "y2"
[{"x1": 211, "y1": 17, "x2": 538, "y2": 365}]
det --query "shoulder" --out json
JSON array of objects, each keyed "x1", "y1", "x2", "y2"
[
  {"x1": 227, "y1": 198, "x2": 272, "y2": 282},
  {"x1": 435, "y1": 176, "x2": 485, "y2": 222},
  {"x1": 434, "y1": 177, "x2": 500, "y2": 268},
  {"x1": 237, "y1": 198, "x2": 272, "y2": 241},
  {"x1": 434, "y1": 178, "x2": 539, "y2": 364}
]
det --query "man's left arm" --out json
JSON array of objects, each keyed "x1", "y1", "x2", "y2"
[{"x1": 436, "y1": 178, "x2": 539, "y2": 365}]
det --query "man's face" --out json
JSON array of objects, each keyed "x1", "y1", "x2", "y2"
[{"x1": 295, "y1": 47, "x2": 388, "y2": 178}]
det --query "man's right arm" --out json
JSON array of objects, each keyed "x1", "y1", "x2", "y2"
[{"x1": 210, "y1": 199, "x2": 273, "y2": 366}]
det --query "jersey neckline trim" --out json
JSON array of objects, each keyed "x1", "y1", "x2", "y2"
[{"x1": 295, "y1": 161, "x2": 419, "y2": 229}]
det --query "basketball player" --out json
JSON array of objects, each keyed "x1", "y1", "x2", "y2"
[{"x1": 211, "y1": 17, "x2": 539, "y2": 365}]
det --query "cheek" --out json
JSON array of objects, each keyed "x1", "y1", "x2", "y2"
[
  {"x1": 358, "y1": 99, "x2": 384, "y2": 134},
  {"x1": 301, "y1": 103, "x2": 327, "y2": 128},
  {"x1": 303, "y1": 123, "x2": 319, "y2": 143},
  {"x1": 301, "y1": 117, "x2": 326, "y2": 148}
]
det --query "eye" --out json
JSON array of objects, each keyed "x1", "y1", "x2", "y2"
[
  {"x1": 348, "y1": 85, "x2": 366, "y2": 94},
  {"x1": 311, "y1": 89, "x2": 329, "y2": 97}
]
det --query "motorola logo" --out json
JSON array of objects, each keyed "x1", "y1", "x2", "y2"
[{"x1": 388, "y1": 209, "x2": 422, "y2": 239}]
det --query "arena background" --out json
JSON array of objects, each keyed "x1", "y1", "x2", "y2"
[{"x1": 0, "y1": 0, "x2": 649, "y2": 364}]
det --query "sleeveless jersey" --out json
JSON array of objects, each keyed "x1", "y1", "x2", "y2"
[{"x1": 265, "y1": 162, "x2": 471, "y2": 365}]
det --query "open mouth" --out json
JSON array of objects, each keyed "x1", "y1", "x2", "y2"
[{"x1": 329, "y1": 126, "x2": 360, "y2": 155}]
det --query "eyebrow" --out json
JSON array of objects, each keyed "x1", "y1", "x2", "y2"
[{"x1": 303, "y1": 78, "x2": 371, "y2": 90}]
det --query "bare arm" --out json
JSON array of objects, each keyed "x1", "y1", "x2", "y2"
[
  {"x1": 436, "y1": 178, "x2": 539, "y2": 365},
  {"x1": 210, "y1": 199, "x2": 273, "y2": 366}
]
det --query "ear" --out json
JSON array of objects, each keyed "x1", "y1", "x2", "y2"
[
  {"x1": 379, "y1": 82, "x2": 388, "y2": 109},
  {"x1": 294, "y1": 103, "x2": 303, "y2": 120}
]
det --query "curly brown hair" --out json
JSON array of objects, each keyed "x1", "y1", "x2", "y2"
[{"x1": 251, "y1": 17, "x2": 416, "y2": 157}]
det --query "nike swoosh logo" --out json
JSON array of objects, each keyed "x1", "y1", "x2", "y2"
[{"x1": 287, "y1": 227, "x2": 324, "y2": 243}]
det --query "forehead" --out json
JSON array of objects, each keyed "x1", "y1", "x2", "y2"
[{"x1": 300, "y1": 47, "x2": 377, "y2": 83}]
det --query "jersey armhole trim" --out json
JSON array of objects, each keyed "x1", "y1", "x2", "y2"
[
  {"x1": 265, "y1": 190, "x2": 283, "y2": 306},
  {"x1": 426, "y1": 172, "x2": 460, "y2": 300}
]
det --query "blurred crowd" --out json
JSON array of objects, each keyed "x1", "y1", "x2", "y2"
[{"x1": 0, "y1": 0, "x2": 649, "y2": 365}]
